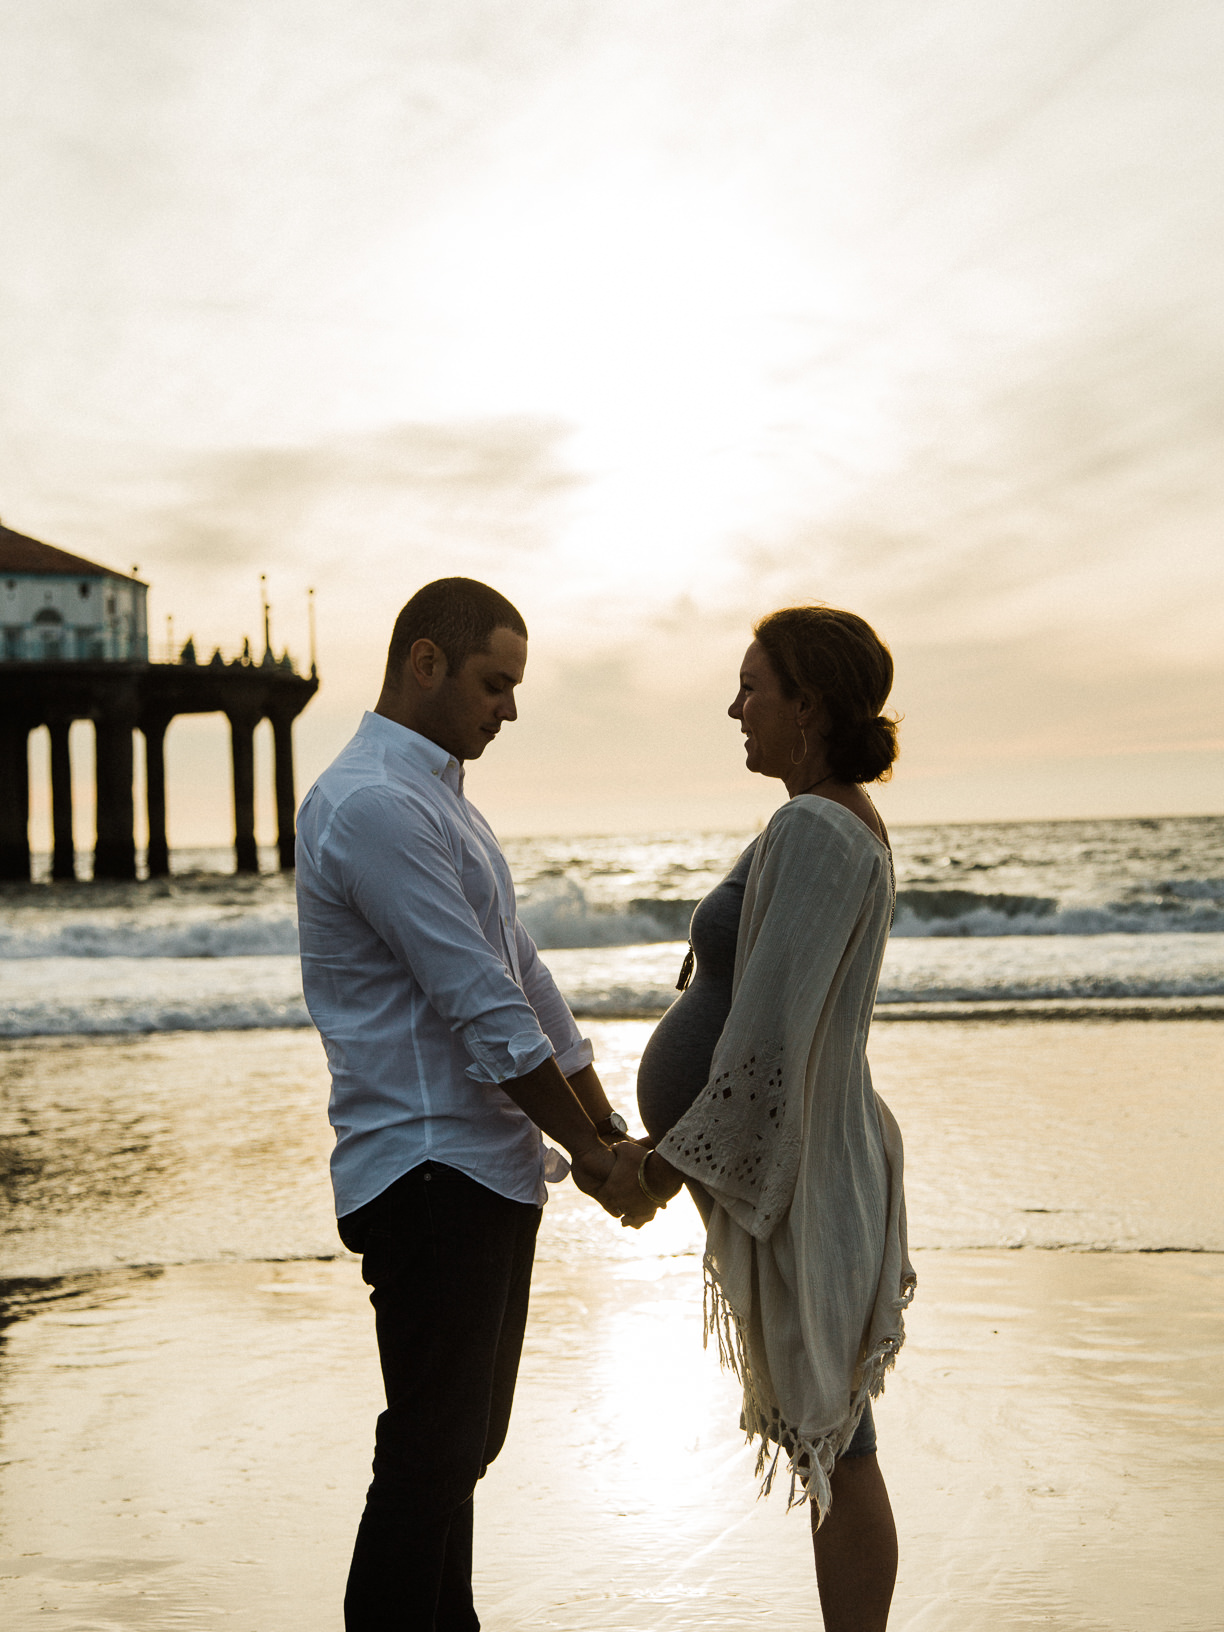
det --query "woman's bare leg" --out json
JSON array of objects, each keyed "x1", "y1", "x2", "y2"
[{"x1": 810, "y1": 1453, "x2": 897, "y2": 1632}]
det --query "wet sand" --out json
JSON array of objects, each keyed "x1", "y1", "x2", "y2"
[
  {"x1": 1, "y1": 1018, "x2": 1222, "y2": 1628},
  {"x1": 1, "y1": 1239, "x2": 1220, "y2": 1630}
]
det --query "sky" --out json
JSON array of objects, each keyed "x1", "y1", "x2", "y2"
[{"x1": 3, "y1": 0, "x2": 1222, "y2": 843}]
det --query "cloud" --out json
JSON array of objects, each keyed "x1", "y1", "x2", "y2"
[
  {"x1": 732, "y1": 303, "x2": 1224, "y2": 664},
  {"x1": 145, "y1": 417, "x2": 578, "y2": 566},
  {"x1": 86, "y1": 416, "x2": 580, "y2": 664}
]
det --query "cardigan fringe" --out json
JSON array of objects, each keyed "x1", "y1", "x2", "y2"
[{"x1": 703, "y1": 1251, "x2": 917, "y2": 1523}]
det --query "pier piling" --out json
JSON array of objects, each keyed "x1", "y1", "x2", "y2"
[
  {"x1": 272, "y1": 710, "x2": 298, "y2": 873},
  {"x1": 143, "y1": 714, "x2": 170, "y2": 878},
  {"x1": 0, "y1": 714, "x2": 33, "y2": 882},
  {"x1": 228, "y1": 710, "x2": 259, "y2": 874},
  {"x1": 48, "y1": 718, "x2": 74, "y2": 880},
  {"x1": 94, "y1": 715, "x2": 137, "y2": 881}
]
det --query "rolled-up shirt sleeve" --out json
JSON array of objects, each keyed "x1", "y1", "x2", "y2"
[
  {"x1": 514, "y1": 919, "x2": 593, "y2": 1078},
  {"x1": 330, "y1": 786, "x2": 554, "y2": 1086}
]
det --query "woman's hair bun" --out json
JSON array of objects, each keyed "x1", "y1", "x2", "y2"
[
  {"x1": 826, "y1": 714, "x2": 899, "y2": 784},
  {"x1": 753, "y1": 605, "x2": 900, "y2": 784}
]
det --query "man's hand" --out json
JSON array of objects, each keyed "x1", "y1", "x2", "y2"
[{"x1": 570, "y1": 1141, "x2": 616, "y2": 1203}]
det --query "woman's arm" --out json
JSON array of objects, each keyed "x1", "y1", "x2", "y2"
[{"x1": 638, "y1": 1147, "x2": 684, "y2": 1206}]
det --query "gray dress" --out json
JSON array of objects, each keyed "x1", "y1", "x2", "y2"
[{"x1": 636, "y1": 841, "x2": 758, "y2": 1219}]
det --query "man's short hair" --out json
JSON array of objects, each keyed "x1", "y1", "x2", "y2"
[{"x1": 385, "y1": 577, "x2": 528, "y2": 681}]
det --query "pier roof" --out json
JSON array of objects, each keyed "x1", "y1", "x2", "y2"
[{"x1": 0, "y1": 521, "x2": 144, "y2": 583}]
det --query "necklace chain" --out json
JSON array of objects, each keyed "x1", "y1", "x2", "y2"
[{"x1": 795, "y1": 772, "x2": 835, "y2": 796}]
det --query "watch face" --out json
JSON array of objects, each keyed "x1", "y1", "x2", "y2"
[{"x1": 607, "y1": 1112, "x2": 628, "y2": 1135}]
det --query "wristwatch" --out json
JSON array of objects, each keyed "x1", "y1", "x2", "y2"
[{"x1": 594, "y1": 1110, "x2": 629, "y2": 1139}]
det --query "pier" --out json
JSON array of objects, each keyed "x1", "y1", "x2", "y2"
[{"x1": 1, "y1": 522, "x2": 318, "y2": 882}]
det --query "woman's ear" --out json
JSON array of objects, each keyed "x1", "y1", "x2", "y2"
[{"x1": 795, "y1": 692, "x2": 823, "y2": 729}]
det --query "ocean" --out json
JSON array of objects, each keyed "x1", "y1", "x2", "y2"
[{"x1": 3, "y1": 813, "x2": 1222, "y2": 1037}]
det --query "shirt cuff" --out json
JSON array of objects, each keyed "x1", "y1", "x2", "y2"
[
  {"x1": 463, "y1": 1026, "x2": 555, "y2": 1086},
  {"x1": 553, "y1": 1034, "x2": 594, "y2": 1079}
]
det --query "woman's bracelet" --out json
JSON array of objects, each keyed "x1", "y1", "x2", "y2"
[{"x1": 638, "y1": 1150, "x2": 673, "y2": 1208}]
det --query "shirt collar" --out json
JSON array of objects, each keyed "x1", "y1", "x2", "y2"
[{"x1": 358, "y1": 711, "x2": 465, "y2": 796}]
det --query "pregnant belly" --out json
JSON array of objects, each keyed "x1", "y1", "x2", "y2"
[{"x1": 635, "y1": 979, "x2": 732, "y2": 1142}]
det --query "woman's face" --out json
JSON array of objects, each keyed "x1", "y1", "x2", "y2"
[{"x1": 727, "y1": 640, "x2": 799, "y2": 779}]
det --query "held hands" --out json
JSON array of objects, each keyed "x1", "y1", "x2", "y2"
[
  {"x1": 570, "y1": 1139, "x2": 658, "y2": 1229},
  {"x1": 600, "y1": 1139, "x2": 658, "y2": 1229}
]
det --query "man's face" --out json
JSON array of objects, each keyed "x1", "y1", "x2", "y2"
[{"x1": 433, "y1": 625, "x2": 527, "y2": 760}]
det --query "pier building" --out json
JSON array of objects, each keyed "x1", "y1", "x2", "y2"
[{"x1": 0, "y1": 520, "x2": 318, "y2": 883}]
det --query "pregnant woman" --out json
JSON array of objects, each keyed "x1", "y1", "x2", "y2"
[{"x1": 636, "y1": 604, "x2": 915, "y2": 1632}]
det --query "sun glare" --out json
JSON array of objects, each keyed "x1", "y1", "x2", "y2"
[{"x1": 352, "y1": 138, "x2": 878, "y2": 601}]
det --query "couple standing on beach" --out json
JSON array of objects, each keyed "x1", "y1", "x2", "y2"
[{"x1": 295, "y1": 577, "x2": 915, "y2": 1632}]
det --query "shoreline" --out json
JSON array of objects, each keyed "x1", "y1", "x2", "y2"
[
  {"x1": 573, "y1": 994, "x2": 1224, "y2": 1021},
  {"x1": 874, "y1": 993, "x2": 1224, "y2": 1020},
  {"x1": 4, "y1": 993, "x2": 1224, "y2": 1043},
  {"x1": 5, "y1": 1232, "x2": 1222, "y2": 1304}
]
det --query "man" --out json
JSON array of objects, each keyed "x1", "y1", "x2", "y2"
[{"x1": 296, "y1": 577, "x2": 650, "y2": 1631}]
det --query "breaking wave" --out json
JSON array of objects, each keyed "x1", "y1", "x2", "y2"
[
  {"x1": 517, "y1": 881, "x2": 697, "y2": 948},
  {"x1": 2, "y1": 879, "x2": 1224, "y2": 962},
  {"x1": 3, "y1": 932, "x2": 1224, "y2": 1038},
  {"x1": 892, "y1": 888, "x2": 1224, "y2": 937},
  {"x1": 521, "y1": 881, "x2": 1224, "y2": 946}
]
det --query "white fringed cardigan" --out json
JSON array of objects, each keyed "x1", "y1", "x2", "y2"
[{"x1": 656, "y1": 795, "x2": 916, "y2": 1520}]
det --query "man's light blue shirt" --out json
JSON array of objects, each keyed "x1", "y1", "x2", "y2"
[{"x1": 296, "y1": 712, "x2": 592, "y2": 1215}]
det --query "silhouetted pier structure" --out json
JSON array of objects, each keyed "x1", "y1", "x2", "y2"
[{"x1": 1, "y1": 522, "x2": 318, "y2": 882}]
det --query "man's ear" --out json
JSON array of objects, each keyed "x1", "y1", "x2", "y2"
[{"x1": 408, "y1": 638, "x2": 448, "y2": 691}]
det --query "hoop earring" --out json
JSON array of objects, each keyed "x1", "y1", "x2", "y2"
[{"x1": 790, "y1": 727, "x2": 808, "y2": 766}]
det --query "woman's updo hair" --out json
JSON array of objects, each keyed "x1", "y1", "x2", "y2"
[{"x1": 753, "y1": 604, "x2": 899, "y2": 784}]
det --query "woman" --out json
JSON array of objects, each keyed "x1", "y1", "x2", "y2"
[{"x1": 635, "y1": 604, "x2": 915, "y2": 1632}]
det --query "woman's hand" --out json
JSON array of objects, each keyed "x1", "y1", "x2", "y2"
[
  {"x1": 599, "y1": 1140, "x2": 659, "y2": 1228},
  {"x1": 573, "y1": 1139, "x2": 657, "y2": 1227}
]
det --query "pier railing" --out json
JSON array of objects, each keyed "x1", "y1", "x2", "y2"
[{"x1": 149, "y1": 641, "x2": 306, "y2": 674}]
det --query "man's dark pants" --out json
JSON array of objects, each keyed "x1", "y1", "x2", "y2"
[{"x1": 337, "y1": 1162, "x2": 542, "y2": 1632}]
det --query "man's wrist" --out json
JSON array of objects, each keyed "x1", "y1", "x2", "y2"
[
  {"x1": 567, "y1": 1124, "x2": 610, "y2": 1164},
  {"x1": 570, "y1": 1138, "x2": 614, "y2": 1194},
  {"x1": 593, "y1": 1110, "x2": 629, "y2": 1141}
]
